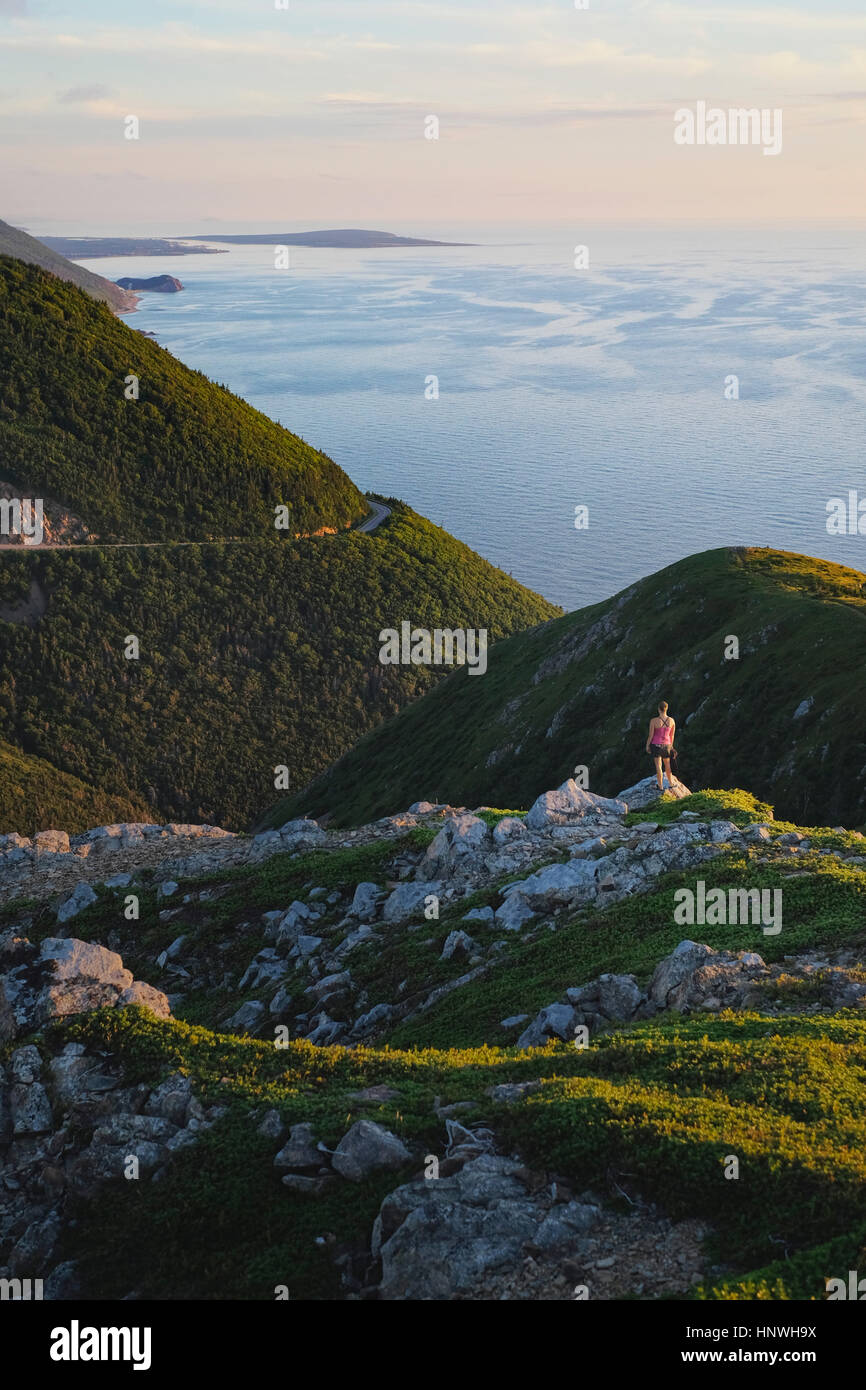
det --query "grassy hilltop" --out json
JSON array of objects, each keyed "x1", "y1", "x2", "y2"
[{"x1": 270, "y1": 547, "x2": 866, "y2": 830}]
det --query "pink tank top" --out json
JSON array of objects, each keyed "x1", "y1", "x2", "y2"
[{"x1": 653, "y1": 719, "x2": 672, "y2": 745}]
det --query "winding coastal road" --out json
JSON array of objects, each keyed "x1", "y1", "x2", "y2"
[
  {"x1": 0, "y1": 494, "x2": 392, "y2": 549},
  {"x1": 353, "y1": 497, "x2": 391, "y2": 533}
]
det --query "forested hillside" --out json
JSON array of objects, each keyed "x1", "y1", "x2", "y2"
[
  {"x1": 0, "y1": 505, "x2": 558, "y2": 831},
  {"x1": 0, "y1": 256, "x2": 366, "y2": 540}
]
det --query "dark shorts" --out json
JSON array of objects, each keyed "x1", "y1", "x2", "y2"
[{"x1": 649, "y1": 743, "x2": 674, "y2": 760}]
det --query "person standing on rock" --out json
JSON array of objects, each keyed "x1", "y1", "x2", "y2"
[{"x1": 646, "y1": 702, "x2": 676, "y2": 792}]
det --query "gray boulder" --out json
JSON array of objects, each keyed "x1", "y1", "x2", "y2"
[
  {"x1": 305, "y1": 1012, "x2": 346, "y2": 1045},
  {"x1": 597, "y1": 972, "x2": 643, "y2": 1018},
  {"x1": 382, "y1": 881, "x2": 443, "y2": 924},
  {"x1": 441, "y1": 930, "x2": 477, "y2": 961},
  {"x1": 348, "y1": 882, "x2": 384, "y2": 922},
  {"x1": 274, "y1": 1122, "x2": 321, "y2": 1170},
  {"x1": 144, "y1": 1073, "x2": 195, "y2": 1127},
  {"x1": 276, "y1": 900, "x2": 315, "y2": 944},
  {"x1": 10, "y1": 1043, "x2": 42, "y2": 1083},
  {"x1": 10, "y1": 1081, "x2": 53, "y2": 1135},
  {"x1": 614, "y1": 775, "x2": 690, "y2": 810},
  {"x1": 331, "y1": 1119, "x2": 411, "y2": 1182},
  {"x1": 649, "y1": 940, "x2": 768, "y2": 1012},
  {"x1": 0, "y1": 937, "x2": 171, "y2": 1039},
  {"x1": 226, "y1": 1000, "x2": 266, "y2": 1033},
  {"x1": 494, "y1": 893, "x2": 536, "y2": 931},
  {"x1": 517, "y1": 1002, "x2": 577, "y2": 1049},
  {"x1": 492, "y1": 816, "x2": 529, "y2": 846},
  {"x1": 373, "y1": 1155, "x2": 542, "y2": 1299},
  {"x1": 710, "y1": 820, "x2": 741, "y2": 842},
  {"x1": 239, "y1": 949, "x2": 287, "y2": 991},
  {"x1": 463, "y1": 905, "x2": 495, "y2": 924},
  {"x1": 35, "y1": 829, "x2": 70, "y2": 855},
  {"x1": 533, "y1": 1200, "x2": 600, "y2": 1250},
  {"x1": 419, "y1": 814, "x2": 491, "y2": 878},
  {"x1": 566, "y1": 973, "x2": 644, "y2": 1029},
  {"x1": 56, "y1": 882, "x2": 98, "y2": 923},
  {"x1": 351, "y1": 1002, "x2": 394, "y2": 1038},
  {"x1": 504, "y1": 857, "x2": 599, "y2": 917},
  {"x1": 291, "y1": 935, "x2": 322, "y2": 958},
  {"x1": 526, "y1": 780, "x2": 628, "y2": 830},
  {"x1": 118, "y1": 981, "x2": 172, "y2": 1017}
]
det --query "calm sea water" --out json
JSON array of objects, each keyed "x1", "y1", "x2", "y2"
[{"x1": 85, "y1": 224, "x2": 866, "y2": 610}]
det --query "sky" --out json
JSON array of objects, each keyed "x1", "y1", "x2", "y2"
[{"x1": 3, "y1": 0, "x2": 866, "y2": 231}]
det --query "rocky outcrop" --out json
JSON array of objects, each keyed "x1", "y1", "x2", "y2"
[
  {"x1": 526, "y1": 780, "x2": 629, "y2": 830},
  {"x1": 648, "y1": 940, "x2": 769, "y2": 1012},
  {"x1": 0, "y1": 936, "x2": 170, "y2": 1042},
  {"x1": 372, "y1": 1154, "x2": 601, "y2": 1299},
  {"x1": 614, "y1": 774, "x2": 690, "y2": 810},
  {"x1": 514, "y1": 936, "x2": 866, "y2": 1049},
  {"x1": 0, "y1": 1044, "x2": 225, "y2": 1296},
  {"x1": 419, "y1": 814, "x2": 491, "y2": 877}
]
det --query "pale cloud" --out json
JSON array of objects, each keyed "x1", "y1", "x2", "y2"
[
  {"x1": 654, "y1": 5, "x2": 866, "y2": 33},
  {"x1": 519, "y1": 38, "x2": 711, "y2": 75},
  {"x1": 58, "y1": 84, "x2": 112, "y2": 104}
]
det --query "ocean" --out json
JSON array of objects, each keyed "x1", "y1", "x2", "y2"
[{"x1": 84, "y1": 223, "x2": 866, "y2": 611}]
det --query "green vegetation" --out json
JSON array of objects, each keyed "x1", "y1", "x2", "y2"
[
  {"x1": 0, "y1": 258, "x2": 558, "y2": 831},
  {"x1": 390, "y1": 849, "x2": 866, "y2": 1048},
  {"x1": 3, "y1": 794, "x2": 865, "y2": 1300},
  {"x1": 0, "y1": 504, "x2": 556, "y2": 831},
  {"x1": 0, "y1": 736, "x2": 149, "y2": 835},
  {"x1": 275, "y1": 546, "x2": 866, "y2": 830},
  {"x1": 0, "y1": 255, "x2": 365, "y2": 539},
  {"x1": 497, "y1": 1013, "x2": 866, "y2": 1294},
  {"x1": 19, "y1": 1003, "x2": 866, "y2": 1301},
  {"x1": 624, "y1": 788, "x2": 774, "y2": 827}
]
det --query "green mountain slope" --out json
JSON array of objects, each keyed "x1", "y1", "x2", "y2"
[
  {"x1": 0, "y1": 255, "x2": 366, "y2": 540},
  {"x1": 0, "y1": 218, "x2": 137, "y2": 314},
  {"x1": 0, "y1": 738, "x2": 149, "y2": 835},
  {"x1": 0, "y1": 257, "x2": 558, "y2": 832},
  {"x1": 268, "y1": 547, "x2": 866, "y2": 829},
  {"x1": 0, "y1": 507, "x2": 557, "y2": 832}
]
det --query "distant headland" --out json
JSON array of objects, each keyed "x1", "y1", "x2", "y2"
[
  {"x1": 40, "y1": 228, "x2": 474, "y2": 258},
  {"x1": 177, "y1": 229, "x2": 474, "y2": 248}
]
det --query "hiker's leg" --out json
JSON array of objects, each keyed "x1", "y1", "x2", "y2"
[
  {"x1": 663, "y1": 757, "x2": 672, "y2": 787},
  {"x1": 653, "y1": 755, "x2": 664, "y2": 790}
]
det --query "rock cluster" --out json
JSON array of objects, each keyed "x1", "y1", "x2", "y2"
[
  {"x1": 0, "y1": 1043, "x2": 224, "y2": 1297},
  {"x1": 0, "y1": 936, "x2": 170, "y2": 1043}
]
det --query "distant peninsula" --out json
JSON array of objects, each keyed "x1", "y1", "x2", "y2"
[
  {"x1": 40, "y1": 237, "x2": 225, "y2": 259},
  {"x1": 39, "y1": 229, "x2": 473, "y2": 257},
  {"x1": 177, "y1": 229, "x2": 474, "y2": 248}
]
